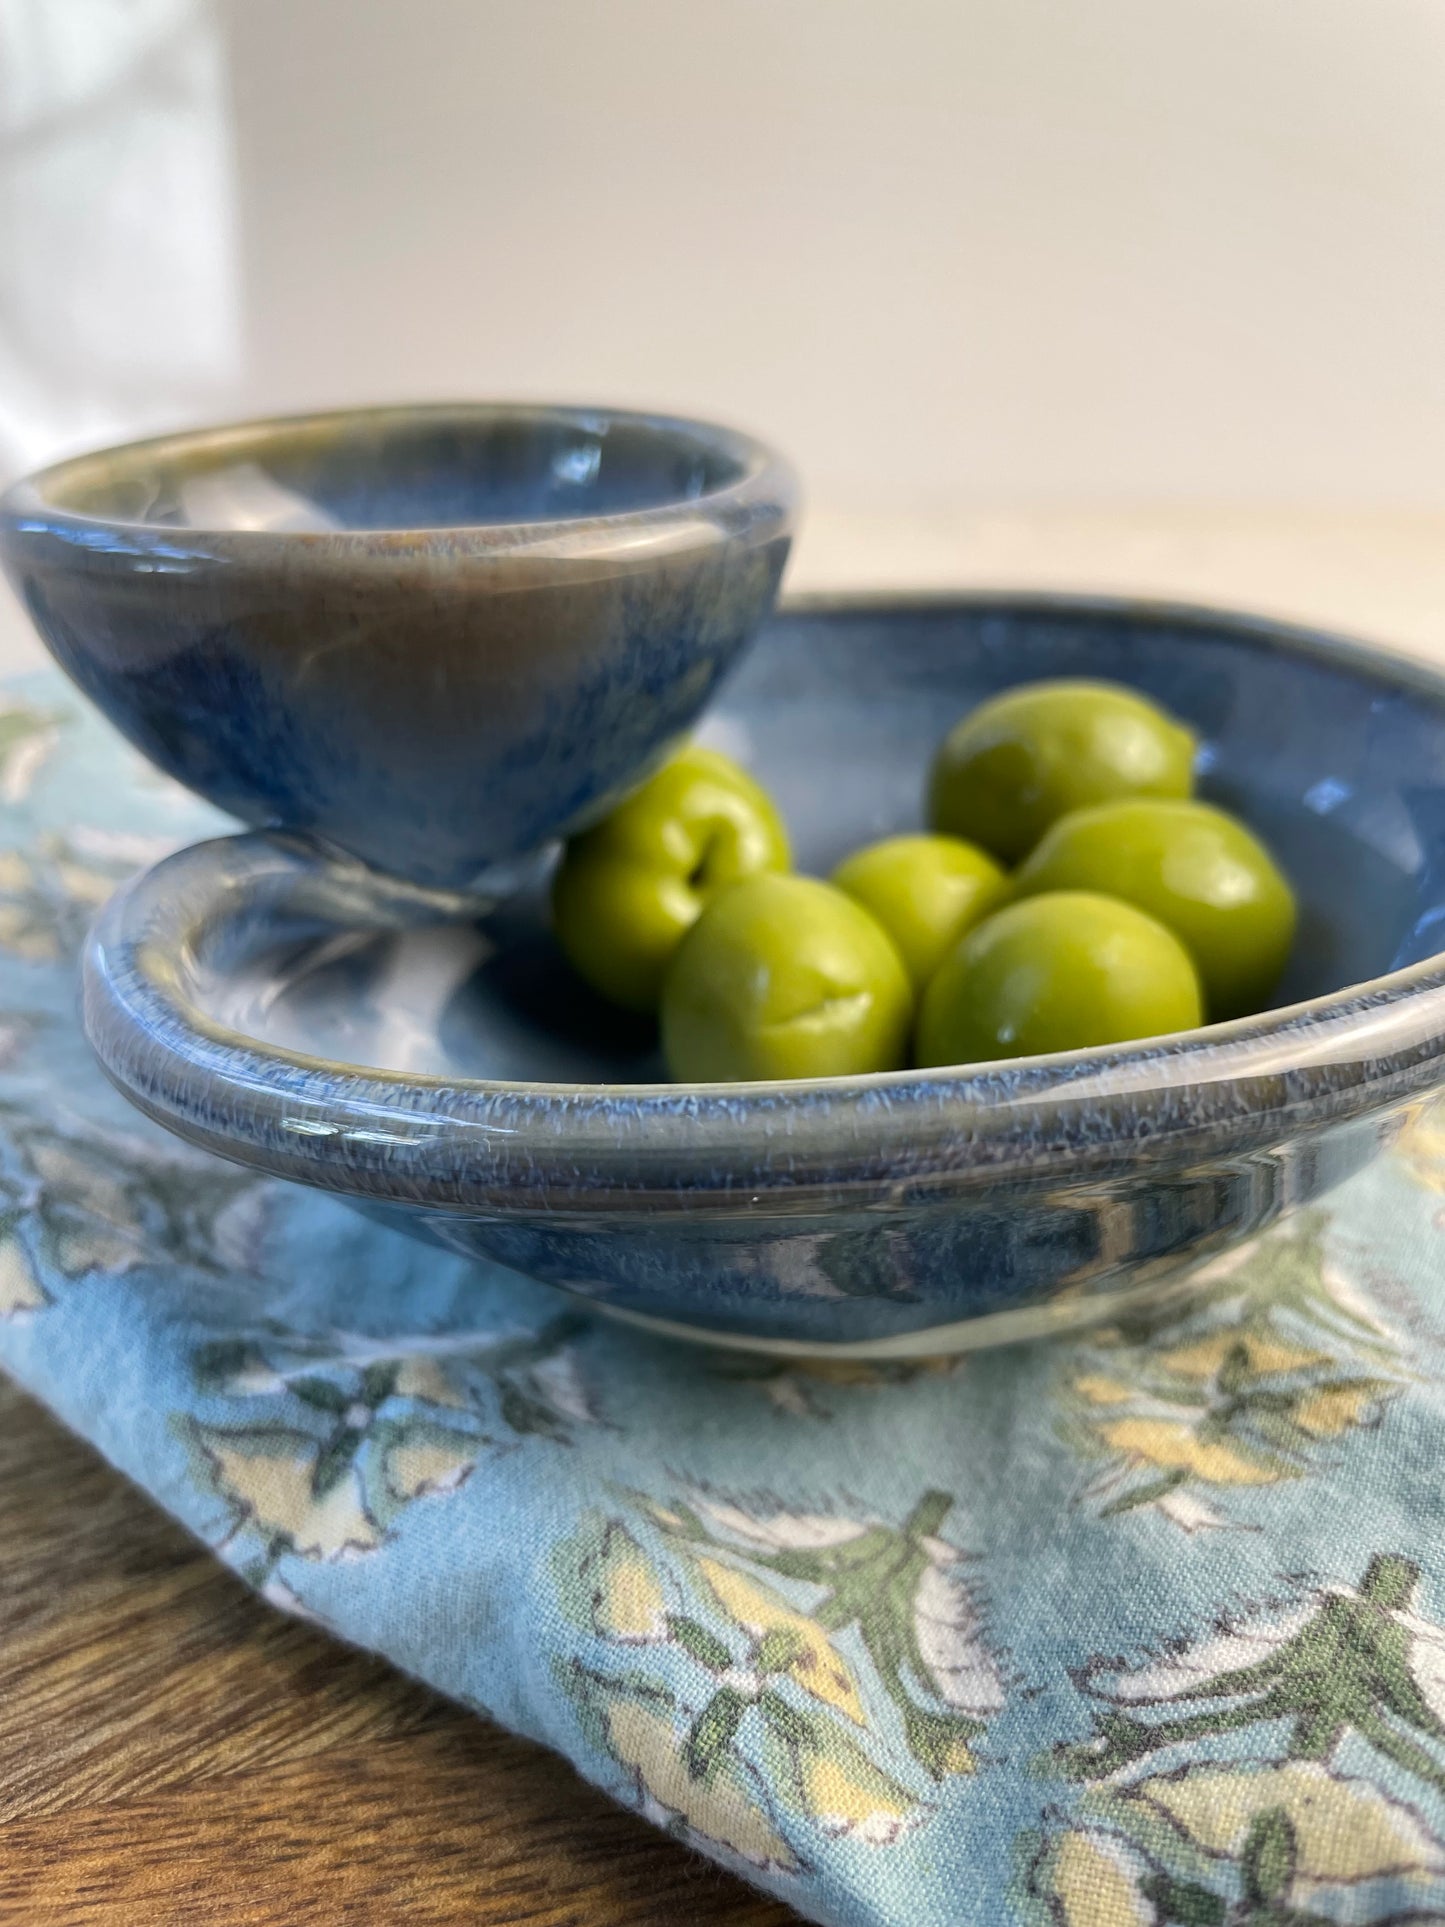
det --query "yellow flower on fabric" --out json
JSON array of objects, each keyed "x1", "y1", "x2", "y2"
[
  {"x1": 1071, "y1": 1374, "x2": 1134, "y2": 1406},
  {"x1": 929, "y1": 1729, "x2": 979, "y2": 1775},
  {"x1": 1131, "y1": 1760, "x2": 1445, "y2": 1892},
  {"x1": 642, "y1": 1502, "x2": 690, "y2": 1532},
  {"x1": 697, "y1": 1556, "x2": 866, "y2": 1722},
  {"x1": 1157, "y1": 1329, "x2": 1326, "y2": 1381},
  {"x1": 789, "y1": 1360, "x2": 888, "y2": 1387},
  {"x1": 0, "y1": 851, "x2": 57, "y2": 960},
  {"x1": 589, "y1": 1524, "x2": 671, "y2": 1644},
  {"x1": 200, "y1": 1428, "x2": 380, "y2": 1558},
  {"x1": 1397, "y1": 1097, "x2": 1445, "y2": 1193},
  {"x1": 798, "y1": 1753, "x2": 911, "y2": 1843},
  {"x1": 1063, "y1": 1206, "x2": 1410, "y2": 1530},
  {"x1": 0, "y1": 907, "x2": 56, "y2": 961},
  {"x1": 603, "y1": 1697, "x2": 798, "y2": 1872},
  {"x1": 383, "y1": 1433, "x2": 478, "y2": 1500},
  {"x1": 29, "y1": 1140, "x2": 147, "y2": 1274},
  {"x1": 0, "y1": 1234, "x2": 44, "y2": 1317},
  {"x1": 773, "y1": 1721, "x2": 923, "y2": 1845},
  {"x1": 51, "y1": 858, "x2": 117, "y2": 909},
  {"x1": 1037, "y1": 1828, "x2": 1155, "y2": 1927},
  {"x1": 1292, "y1": 1381, "x2": 1383, "y2": 1437},
  {"x1": 0, "y1": 703, "x2": 62, "y2": 802},
  {"x1": 392, "y1": 1355, "x2": 470, "y2": 1408},
  {"x1": 1097, "y1": 1416, "x2": 1280, "y2": 1485}
]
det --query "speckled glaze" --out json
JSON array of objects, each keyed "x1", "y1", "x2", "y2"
[
  {"x1": 0, "y1": 404, "x2": 796, "y2": 891},
  {"x1": 81, "y1": 596, "x2": 1445, "y2": 1353}
]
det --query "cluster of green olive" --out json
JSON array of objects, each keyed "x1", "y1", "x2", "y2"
[{"x1": 551, "y1": 680, "x2": 1297, "y2": 1083}]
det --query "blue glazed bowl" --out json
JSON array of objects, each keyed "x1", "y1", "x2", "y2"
[
  {"x1": 0, "y1": 403, "x2": 797, "y2": 891},
  {"x1": 82, "y1": 595, "x2": 1445, "y2": 1355}
]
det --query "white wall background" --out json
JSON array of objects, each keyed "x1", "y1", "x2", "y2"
[
  {"x1": 223, "y1": 0, "x2": 1445, "y2": 513},
  {"x1": 3, "y1": 0, "x2": 1445, "y2": 514}
]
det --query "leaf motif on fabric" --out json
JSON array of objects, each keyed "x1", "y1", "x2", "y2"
[
  {"x1": 693, "y1": 1498, "x2": 871, "y2": 1553},
  {"x1": 561, "y1": 1510, "x2": 948, "y2": 1851},
  {"x1": 1091, "y1": 1599, "x2": 1319, "y2": 1706},
  {"x1": 912, "y1": 1554, "x2": 1005, "y2": 1719},
  {"x1": 1023, "y1": 1756, "x2": 1445, "y2": 1927},
  {"x1": 29, "y1": 1139, "x2": 148, "y2": 1273},
  {"x1": 607, "y1": 1696, "x2": 800, "y2": 1870},
  {"x1": 559, "y1": 1486, "x2": 988, "y2": 1861},
  {"x1": 180, "y1": 1316, "x2": 594, "y2": 1597},
  {"x1": 1056, "y1": 1554, "x2": 1445, "y2": 1802}
]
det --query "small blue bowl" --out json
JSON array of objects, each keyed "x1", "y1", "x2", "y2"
[
  {"x1": 80, "y1": 594, "x2": 1445, "y2": 1355},
  {"x1": 0, "y1": 403, "x2": 797, "y2": 891}
]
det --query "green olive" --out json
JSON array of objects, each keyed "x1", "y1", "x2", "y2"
[
  {"x1": 915, "y1": 890, "x2": 1203, "y2": 1067},
  {"x1": 1012, "y1": 798, "x2": 1296, "y2": 1019},
  {"x1": 927, "y1": 680, "x2": 1197, "y2": 864},
  {"x1": 831, "y1": 833, "x2": 1009, "y2": 990},
  {"x1": 661, "y1": 874, "x2": 912, "y2": 1082},
  {"x1": 552, "y1": 748, "x2": 790, "y2": 1012}
]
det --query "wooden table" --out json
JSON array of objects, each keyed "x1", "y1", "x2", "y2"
[{"x1": 0, "y1": 1378, "x2": 796, "y2": 1924}]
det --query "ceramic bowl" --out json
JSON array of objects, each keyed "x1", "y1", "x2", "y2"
[
  {"x1": 0, "y1": 403, "x2": 797, "y2": 891},
  {"x1": 83, "y1": 594, "x2": 1445, "y2": 1356}
]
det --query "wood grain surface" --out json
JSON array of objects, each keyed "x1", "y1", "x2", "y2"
[{"x1": 0, "y1": 1376, "x2": 798, "y2": 1925}]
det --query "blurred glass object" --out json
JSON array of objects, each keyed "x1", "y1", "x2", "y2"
[{"x1": 0, "y1": 0, "x2": 240, "y2": 481}]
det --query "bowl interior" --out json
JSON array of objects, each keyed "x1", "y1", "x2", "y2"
[
  {"x1": 25, "y1": 406, "x2": 756, "y2": 534},
  {"x1": 200, "y1": 597, "x2": 1445, "y2": 1085}
]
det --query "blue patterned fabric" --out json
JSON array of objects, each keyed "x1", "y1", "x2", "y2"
[{"x1": 5, "y1": 672, "x2": 1445, "y2": 1926}]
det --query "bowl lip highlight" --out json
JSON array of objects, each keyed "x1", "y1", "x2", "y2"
[
  {"x1": 81, "y1": 590, "x2": 1445, "y2": 1211},
  {"x1": 0, "y1": 399, "x2": 799, "y2": 552}
]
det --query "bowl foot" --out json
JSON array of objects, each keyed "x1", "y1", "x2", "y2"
[{"x1": 585, "y1": 1270, "x2": 1203, "y2": 1359}]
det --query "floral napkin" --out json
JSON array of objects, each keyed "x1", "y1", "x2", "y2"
[{"x1": 4, "y1": 672, "x2": 1445, "y2": 1927}]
